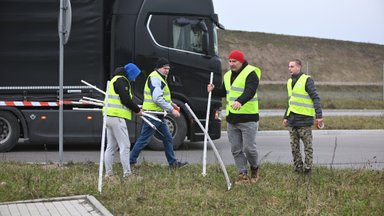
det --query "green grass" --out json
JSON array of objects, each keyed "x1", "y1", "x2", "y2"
[
  {"x1": 258, "y1": 84, "x2": 384, "y2": 109},
  {"x1": 220, "y1": 84, "x2": 384, "y2": 109},
  {"x1": 221, "y1": 116, "x2": 384, "y2": 131},
  {"x1": 260, "y1": 99, "x2": 384, "y2": 109},
  {"x1": 258, "y1": 116, "x2": 384, "y2": 131},
  {"x1": 0, "y1": 162, "x2": 383, "y2": 215}
]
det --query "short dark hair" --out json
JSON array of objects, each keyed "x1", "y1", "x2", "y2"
[
  {"x1": 156, "y1": 57, "x2": 170, "y2": 69},
  {"x1": 290, "y1": 59, "x2": 302, "y2": 67}
]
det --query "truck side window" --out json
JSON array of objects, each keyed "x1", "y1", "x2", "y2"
[
  {"x1": 172, "y1": 17, "x2": 207, "y2": 54},
  {"x1": 147, "y1": 15, "x2": 208, "y2": 54},
  {"x1": 148, "y1": 15, "x2": 169, "y2": 47},
  {"x1": 212, "y1": 23, "x2": 219, "y2": 55}
]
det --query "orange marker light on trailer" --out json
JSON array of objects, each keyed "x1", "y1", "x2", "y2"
[{"x1": 214, "y1": 110, "x2": 220, "y2": 119}]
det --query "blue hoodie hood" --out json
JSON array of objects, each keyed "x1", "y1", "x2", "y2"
[{"x1": 124, "y1": 63, "x2": 141, "y2": 81}]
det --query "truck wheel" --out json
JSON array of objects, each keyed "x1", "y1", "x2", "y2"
[
  {"x1": 148, "y1": 113, "x2": 187, "y2": 150},
  {"x1": 0, "y1": 111, "x2": 20, "y2": 152}
]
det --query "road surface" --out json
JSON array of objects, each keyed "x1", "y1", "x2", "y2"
[{"x1": 2, "y1": 130, "x2": 383, "y2": 170}]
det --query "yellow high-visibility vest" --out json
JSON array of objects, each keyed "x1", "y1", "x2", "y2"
[
  {"x1": 103, "y1": 75, "x2": 132, "y2": 120},
  {"x1": 142, "y1": 71, "x2": 171, "y2": 111},
  {"x1": 287, "y1": 74, "x2": 315, "y2": 117},
  {"x1": 223, "y1": 65, "x2": 261, "y2": 115}
]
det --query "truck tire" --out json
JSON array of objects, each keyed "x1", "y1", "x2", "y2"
[
  {"x1": 148, "y1": 113, "x2": 187, "y2": 150},
  {"x1": 0, "y1": 111, "x2": 20, "y2": 152}
]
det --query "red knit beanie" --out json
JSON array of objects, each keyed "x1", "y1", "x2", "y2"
[{"x1": 228, "y1": 50, "x2": 245, "y2": 63}]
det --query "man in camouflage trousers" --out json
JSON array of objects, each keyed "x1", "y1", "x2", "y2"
[{"x1": 283, "y1": 59, "x2": 323, "y2": 176}]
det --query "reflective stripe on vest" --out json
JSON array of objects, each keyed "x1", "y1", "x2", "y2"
[
  {"x1": 142, "y1": 71, "x2": 171, "y2": 111},
  {"x1": 287, "y1": 74, "x2": 315, "y2": 117},
  {"x1": 102, "y1": 75, "x2": 132, "y2": 120},
  {"x1": 223, "y1": 65, "x2": 261, "y2": 115}
]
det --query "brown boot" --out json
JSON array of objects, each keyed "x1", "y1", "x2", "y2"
[
  {"x1": 235, "y1": 173, "x2": 250, "y2": 185},
  {"x1": 250, "y1": 166, "x2": 260, "y2": 184}
]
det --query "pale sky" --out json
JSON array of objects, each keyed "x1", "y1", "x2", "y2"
[{"x1": 213, "y1": 0, "x2": 384, "y2": 45}]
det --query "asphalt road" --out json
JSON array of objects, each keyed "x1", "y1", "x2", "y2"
[{"x1": 2, "y1": 130, "x2": 383, "y2": 170}]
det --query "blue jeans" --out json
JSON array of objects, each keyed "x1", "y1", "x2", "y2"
[{"x1": 130, "y1": 117, "x2": 177, "y2": 165}]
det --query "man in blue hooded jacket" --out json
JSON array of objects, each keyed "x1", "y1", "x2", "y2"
[{"x1": 103, "y1": 63, "x2": 143, "y2": 179}]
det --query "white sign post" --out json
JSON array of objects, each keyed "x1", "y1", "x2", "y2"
[
  {"x1": 202, "y1": 72, "x2": 213, "y2": 176},
  {"x1": 58, "y1": 0, "x2": 72, "y2": 166},
  {"x1": 97, "y1": 81, "x2": 110, "y2": 193}
]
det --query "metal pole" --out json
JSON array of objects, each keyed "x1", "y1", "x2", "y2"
[
  {"x1": 81, "y1": 80, "x2": 106, "y2": 95},
  {"x1": 98, "y1": 81, "x2": 110, "y2": 193},
  {"x1": 202, "y1": 72, "x2": 213, "y2": 176},
  {"x1": 58, "y1": 0, "x2": 71, "y2": 166},
  {"x1": 185, "y1": 103, "x2": 232, "y2": 190},
  {"x1": 58, "y1": 0, "x2": 64, "y2": 166}
]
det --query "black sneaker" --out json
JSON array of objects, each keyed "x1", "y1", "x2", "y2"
[
  {"x1": 169, "y1": 161, "x2": 188, "y2": 169},
  {"x1": 304, "y1": 168, "x2": 312, "y2": 176},
  {"x1": 293, "y1": 167, "x2": 303, "y2": 174}
]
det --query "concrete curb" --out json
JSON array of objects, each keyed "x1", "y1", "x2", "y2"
[{"x1": 86, "y1": 195, "x2": 114, "y2": 216}]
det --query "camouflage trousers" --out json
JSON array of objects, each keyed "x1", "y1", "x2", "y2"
[{"x1": 289, "y1": 126, "x2": 313, "y2": 170}]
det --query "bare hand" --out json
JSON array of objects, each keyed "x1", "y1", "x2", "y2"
[
  {"x1": 207, "y1": 84, "x2": 215, "y2": 92},
  {"x1": 172, "y1": 108, "x2": 180, "y2": 117},
  {"x1": 282, "y1": 119, "x2": 288, "y2": 127},
  {"x1": 136, "y1": 109, "x2": 143, "y2": 116},
  {"x1": 231, "y1": 101, "x2": 242, "y2": 110},
  {"x1": 316, "y1": 118, "x2": 324, "y2": 129}
]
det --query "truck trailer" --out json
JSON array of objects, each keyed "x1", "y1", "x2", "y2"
[{"x1": 0, "y1": 0, "x2": 224, "y2": 151}]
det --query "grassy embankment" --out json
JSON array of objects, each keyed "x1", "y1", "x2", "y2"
[
  {"x1": 0, "y1": 162, "x2": 383, "y2": 215},
  {"x1": 217, "y1": 29, "x2": 384, "y2": 130}
]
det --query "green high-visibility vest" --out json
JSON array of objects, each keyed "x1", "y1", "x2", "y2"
[
  {"x1": 142, "y1": 71, "x2": 171, "y2": 111},
  {"x1": 102, "y1": 75, "x2": 132, "y2": 120},
  {"x1": 287, "y1": 74, "x2": 315, "y2": 117},
  {"x1": 223, "y1": 65, "x2": 261, "y2": 115}
]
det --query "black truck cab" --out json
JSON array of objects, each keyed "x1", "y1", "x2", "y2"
[{"x1": 0, "y1": 0, "x2": 223, "y2": 151}]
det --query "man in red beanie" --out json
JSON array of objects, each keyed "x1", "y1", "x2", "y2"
[{"x1": 208, "y1": 50, "x2": 261, "y2": 185}]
